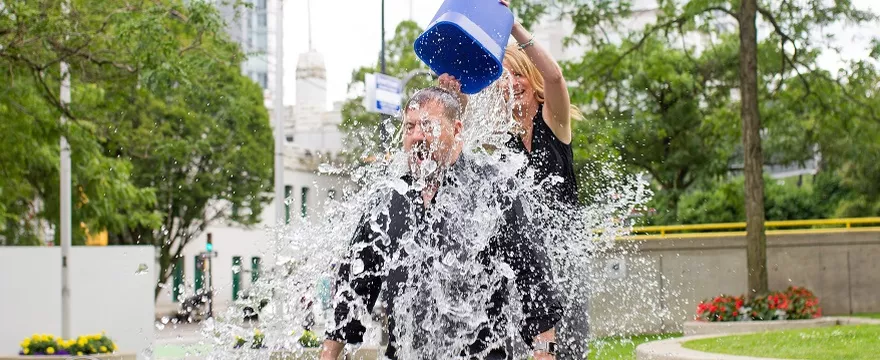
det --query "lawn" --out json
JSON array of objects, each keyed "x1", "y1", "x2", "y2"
[
  {"x1": 589, "y1": 333, "x2": 682, "y2": 360},
  {"x1": 682, "y1": 325, "x2": 880, "y2": 360}
]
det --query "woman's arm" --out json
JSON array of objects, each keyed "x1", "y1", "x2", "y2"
[{"x1": 501, "y1": 1, "x2": 572, "y2": 143}]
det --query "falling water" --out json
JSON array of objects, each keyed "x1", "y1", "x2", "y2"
[{"x1": 182, "y1": 74, "x2": 669, "y2": 360}]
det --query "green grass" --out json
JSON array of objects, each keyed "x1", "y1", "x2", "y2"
[
  {"x1": 589, "y1": 333, "x2": 682, "y2": 360},
  {"x1": 682, "y1": 325, "x2": 880, "y2": 360},
  {"x1": 852, "y1": 313, "x2": 880, "y2": 319}
]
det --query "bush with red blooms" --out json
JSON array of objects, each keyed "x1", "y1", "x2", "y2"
[{"x1": 696, "y1": 286, "x2": 821, "y2": 322}]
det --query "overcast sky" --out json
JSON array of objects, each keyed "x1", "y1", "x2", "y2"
[{"x1": 282, "y1": 0, "x2": 878, "y2": 110}]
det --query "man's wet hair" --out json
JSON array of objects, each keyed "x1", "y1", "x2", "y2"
[{"x1": 404, "y1": 86, "x2": 462, "y2": 122}]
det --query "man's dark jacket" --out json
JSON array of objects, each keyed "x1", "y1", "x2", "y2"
[{"x1": 325, "y1": 155, "x2": 563, "y2": 359}]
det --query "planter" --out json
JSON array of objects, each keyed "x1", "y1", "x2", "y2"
[
  {"x1": 0, "y1": 354, "x2": 136, "y2": 360},
  {"x1": 683, "y1": 317, "x2": 837, "y2": 336}
]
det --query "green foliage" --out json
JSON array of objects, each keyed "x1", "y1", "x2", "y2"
[
  {"x1": 0, "y1": 0, "x2": 273, "y2": 298},
  {"x1": 559, "y1": 0, "x2": 880, "y2": 222},
  {"x1": 673, "y1": 175, "x2": 833, "y2": 224},
  {"x1": 298, "y1": 330, "x2": 321, "y2": 348},
  {"x1": 564, "y1": 34, "x2": 739, "y2": 213}
]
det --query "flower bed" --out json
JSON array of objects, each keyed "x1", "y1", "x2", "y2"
[
  {"x1": 17, "y1": 333, "x2": 117, "y2": 357},
  {"x1": 695, "y1": 286, "x2": 821, "y2": 322}
]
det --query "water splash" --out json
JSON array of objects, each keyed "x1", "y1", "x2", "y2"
[{"x1": 200, "y1": 74, "x2": 661, "y2": 359}]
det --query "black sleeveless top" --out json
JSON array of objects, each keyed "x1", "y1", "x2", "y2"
[{"x1": 506, "y1": 104, "x2": 579, "y2": 206}]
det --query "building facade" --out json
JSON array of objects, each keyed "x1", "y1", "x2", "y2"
[{"x1": 155, "y1": 1, "x2": 351, "y2": 316}]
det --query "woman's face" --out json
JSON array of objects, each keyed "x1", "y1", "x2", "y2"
[{"x1": 501, "y1": 60, "x2": 537, "y2": 112}]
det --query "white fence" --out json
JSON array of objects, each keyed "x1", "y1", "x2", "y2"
[{"x1": 0, "y1": 246, "x2": 155, "y2": 358}]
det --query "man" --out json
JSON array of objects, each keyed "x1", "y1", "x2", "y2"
[{"x1": 319, "y1": 87, "x2": 562, "y2": 360}]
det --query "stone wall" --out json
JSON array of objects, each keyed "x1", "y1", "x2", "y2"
[{"x1": 587, "y1": 230, "x2": 880, "y2": 337}]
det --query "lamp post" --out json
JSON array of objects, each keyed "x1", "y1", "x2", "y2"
[
  {"x1": 273, "y1": 0, "x2": 285, "y2": 223},
  {"x1": 60, "y1": 0, "x2": 72, "y2": 340},
  {"x1": 379, "y1": 0, "x2": 390, "y2": 152}
]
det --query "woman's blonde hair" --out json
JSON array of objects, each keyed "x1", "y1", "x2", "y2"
[{"x1": 503, "y1": 44, "x2": 584, "y2": 121}]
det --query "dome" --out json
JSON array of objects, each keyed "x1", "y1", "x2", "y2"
[{"x1": 296, "y1": 50, "x2": 326, "y2": 80}]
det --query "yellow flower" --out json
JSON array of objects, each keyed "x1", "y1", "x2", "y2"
[
  {"x1": 100, "y1": 346, "x2": 108, "y2": 352},
  {"x1": 77, "y1": 352, "x2": 83, "y2": 356},
  {"x1": 22, "y1": 349, "x2": 29, "y2": 355},
  {"x1": 46, "y1": 347, "x2": 55, "y2": 355},
  {"x1": 21, "y1": 339, "x2": 30, "y2": 347},
  {"x1": 112, "y1": 343, "x2": 118, "y2": 350}
]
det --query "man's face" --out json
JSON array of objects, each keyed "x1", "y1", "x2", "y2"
[{"x1": 402, "y1": 100, "x2": 461, "y2": 176}]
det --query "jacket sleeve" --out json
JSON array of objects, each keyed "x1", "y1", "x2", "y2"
[
  {"x1": 497, "y1": 195, "x2": 563, "y2": 345},
  {"x1": 325, "y1": 214, "x2": 386, "y2": 344}
]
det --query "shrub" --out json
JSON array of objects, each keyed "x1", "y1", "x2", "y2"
[
  {"x1": 298, "y1": 330, "x2": 321, "y2": 348},
  {"x1": 232, "y1": 328, "x2": 323, "y2": 349},
  {"x1": 695, "y1": 286, "x2": 822, "y2": 322},
  {"x1": 696, "y1": 295, "x2": 745, "y2": 322}
]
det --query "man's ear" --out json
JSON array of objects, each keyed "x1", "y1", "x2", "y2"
[{"x1": 454, "y1": 119, "x2": 463, "y2": 136}]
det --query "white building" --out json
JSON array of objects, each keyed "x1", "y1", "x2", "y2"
[{"x1": 155, "y1": 2, "x2": 352, "y2": 316}]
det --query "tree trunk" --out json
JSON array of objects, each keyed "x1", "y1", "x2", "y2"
[{"x1": 738, "y1": 0, "x2": 769, "y2": 295}]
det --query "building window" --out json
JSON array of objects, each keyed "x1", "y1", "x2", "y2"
[
  {"x1": 285, "y1": 134, "x2": 294, "y2": 143},
  {"x1": 256, "y1": 71, "x2": 268, "y2": 89},
  {"x1": 256, "y1": 0, "x2": 266, "y2": 10},
  {"x1": 284, "y1": 185, "x2": 292, "y2": 224},
  {"x1": 301, "y1": 186, "x2": 309, "y2": 217},
  {"x1": 255, "y1": 31, "x2": 267, "y2": 51},
  {"x1": 172, "y1": 257, "x2": 184, "y2": 302},
  {"x1": 232, "y1": 256, "x2": 242, "y2": 300},
  {"x1": 258, "y1": 11, "x2": 267, "y2": 27}
]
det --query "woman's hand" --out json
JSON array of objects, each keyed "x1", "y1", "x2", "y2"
[
  {"x1": 438, "y1": 73, "x2": 462, "y2": 94},
  {"x1": 438, "y1": 73, "x2": 468, "y2": 113}
]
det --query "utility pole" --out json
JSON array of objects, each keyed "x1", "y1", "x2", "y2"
[
  {"x1": 60, "y1": 0, "x2": 72, "y2": 340},
  {"x1": 379, "y1": 0, "x2": 390, "y2": 152},
  {"x1": 273, "y1": 0, "x2": 286, "y2": 223}
]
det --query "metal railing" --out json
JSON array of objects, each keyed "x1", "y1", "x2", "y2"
[{"x1": 623, "y1": 217, "x2": 880, "y2": 240}]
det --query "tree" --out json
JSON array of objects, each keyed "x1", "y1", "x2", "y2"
[
  {"x1": 557, "y1": 0, "x2": 876, "y2": 294},
  {"x1": 0, "y1": 0, "x2": 163, "y2": 245},
  {"x1": 339, "y1": 20, "x2": 433, "y2": 160},
  {"x1": 564, "y1": 34, "x2": 740, "y2": 221},
  {"x1": 0, "y1": 0, "x2": 273, "y2": 299}
]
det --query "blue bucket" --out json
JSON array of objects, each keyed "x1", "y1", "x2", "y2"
[{"x1": 414, "y1": 0, "x2": 514, "y2": 94}]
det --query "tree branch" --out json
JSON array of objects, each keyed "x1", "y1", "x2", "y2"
[{"x1": 595, "y1": 6, "x2": 738, "y2": 82}]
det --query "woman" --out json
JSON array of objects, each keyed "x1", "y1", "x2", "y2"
[
  {"x1": 439, "y1": 2, "x2": 587, "y2": 358},
  {"x1": 440, "y1": 0, "x2": 582, "y2": 207}
]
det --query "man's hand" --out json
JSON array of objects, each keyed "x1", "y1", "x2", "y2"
[
  {"x1": 533, "y1": 328, "x2": 556, "y2": 360},
  {"x1": 319, "y1": 339, "x2": 344, "y2": 360},
  {"x1": 499, "y1": 0, "x2": 510, "y2": 7}
]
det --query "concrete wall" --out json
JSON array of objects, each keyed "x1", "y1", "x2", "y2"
[
  {"x1": 588, "y1": 230, "x2": 880, "y2": 337},
  {"x1": 0, "y1": 246, "x2": 155, "y2": 358}
]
